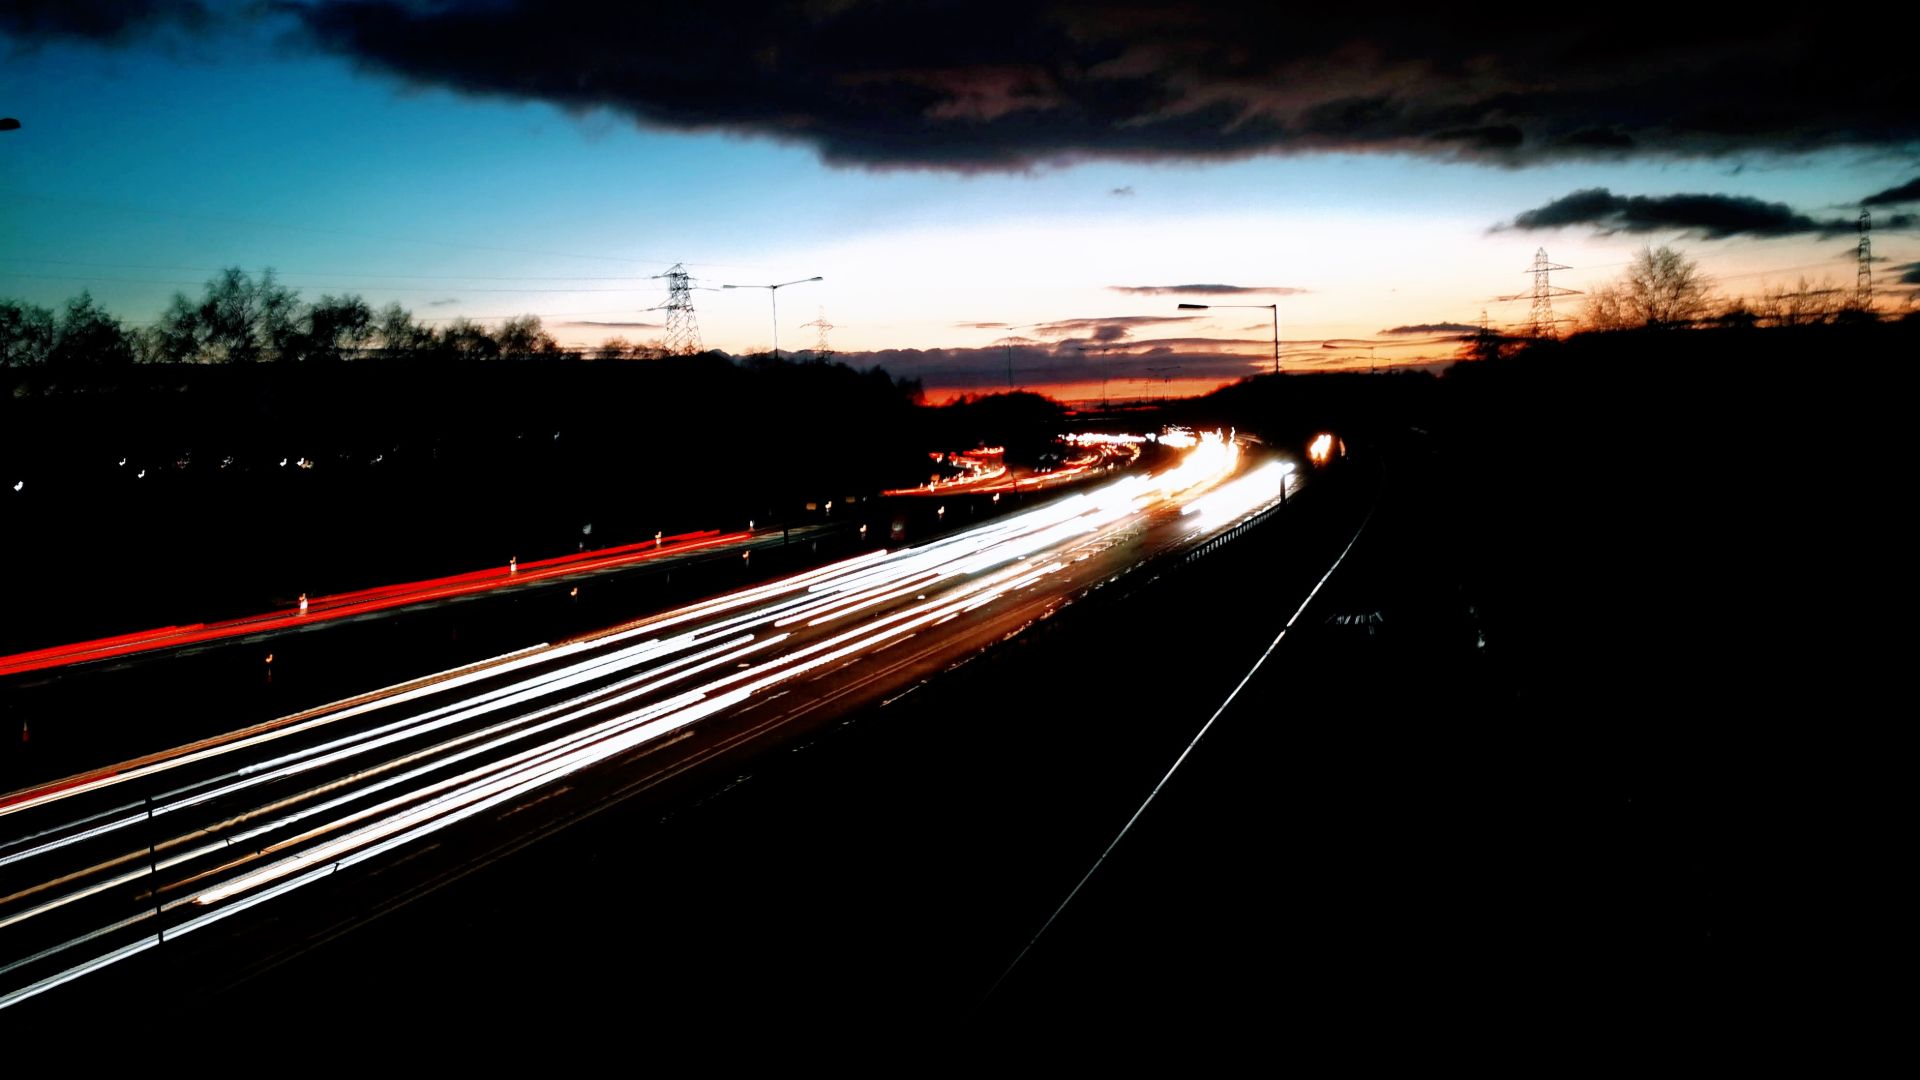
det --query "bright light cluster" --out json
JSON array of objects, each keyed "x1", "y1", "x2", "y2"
[
  {"x1": 0, "y1": 433, "x2": 1262, "y2": 1010},
  {"x1": 883, "y1": 447, "x2": 1007, "y2": 495},
  {"x1": 1182, "y1": 460, "x2": 1294, "y2": 528},
  {"x1": 1060, "y1": 432, "x2": 1150, "y2": 446}
]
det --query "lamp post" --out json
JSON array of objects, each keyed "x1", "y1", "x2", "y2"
[
  {"x1": 722, "y1": 276, "x2": 822, "y2": 361},
  {"x1": 1177, "y1": 302, "x2": 1279, "y2": 375},
  {"x1": 991, "y1": 323, "x2": 1049, "y2": 390},
  {"x1": 1078, "y1": 343, "x2": 1116, "y2": 410}
]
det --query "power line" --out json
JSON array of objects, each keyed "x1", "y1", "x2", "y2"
[
  {"x1": 116, "y1": 309, "x2": 655, "y2": 328},
  {"x1": 0, "y1": 257, "x2": 669, "y2": 282},
  {"x1": 0, "y1": 271, "x2": 661, "y2": 293},
  {"x1": 1, "y1": 189, "x2": 693, "y2": 267}
]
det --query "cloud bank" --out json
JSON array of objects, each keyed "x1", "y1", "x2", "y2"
[
  {"x1": 1500, "y1": 188, "x2": 1910, "y2": 239},
  {"x1": 1380, "y1": 322, "x2": 1477, "y2": 335},
  {"x1": 12, "y1": 3, "x2": 1915, "y2": 171},
  {"x1": 1862, "y1": 177, "x2": 1920, "y2": 207}
]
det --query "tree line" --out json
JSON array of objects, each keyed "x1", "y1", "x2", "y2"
[
  {"x1": 1578, "y1": 245, "x2": 1888, "y2": 332},
  {"x1": 0, "y1": 267, "x2": 689, "y2": 370}
]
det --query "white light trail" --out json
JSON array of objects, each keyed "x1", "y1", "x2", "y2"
[{"x1": 0, "y1": 430, "x2": 1275, "y2": 1012}]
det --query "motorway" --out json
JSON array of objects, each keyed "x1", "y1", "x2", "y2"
[
  {"x1": 0, "y1": 527, "x2": 770, "y2": 678},
  {"x1": 0, "y1": 431, "x2": 1295, "y2": 1014},
  {"x1": 881, "y1": 436, "x2": 1142, "y2": 497}
]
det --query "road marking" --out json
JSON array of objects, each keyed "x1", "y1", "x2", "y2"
[{"x1": 985, "y1": 489, "x2": 1379, "y2": 1006}]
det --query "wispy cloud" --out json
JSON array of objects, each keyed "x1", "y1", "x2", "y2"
[
  {"x1": 1031, "y1": 314, "x2": 1203, "y2": 341},
  {"x1": 554, "y1": 320, "x2": 662, "y2": 329},
  {"x1": 1106, "y1": 284, "x2": 1307, "y2": 297}
]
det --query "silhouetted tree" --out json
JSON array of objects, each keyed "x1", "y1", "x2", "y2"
[
  {"x1": 1465, "y1": 321, "x2": 1510, "y2": 361},
  {"x1": 1582, "y1": 245, "x2": 1711, "y2": 330},
  {"x1": 1756, "y1": 277, "x2": 1847, "y2": 327},
  {"x1": 892, "y1": 371, "x2": 925, "y2": 404},
  {"x1": 0, "y1": 299, "x2": 55, "y2": 368},
  {"x1": 150, "y1": 292, "x2": 206, "y2": 362},
  {"x1": 47, "y1": 291, "x2": 133, "y2": 371},
  {"x1": 156, "y1": 268, "x2": 302, "y2": 363},
  {"x1": 1627, "y1": 245, "x2": 1711, "y2": 328},
  {"x1": 1580, "y1": 282, "x2": 1635, "y2": 331},
  {"x1": 374, "y1": 302, "x2": 433, "y2": 355},
  {"x1": 496, "y1": 314, "x2": 558, "y2": 358},
  {"x1": 302, "y1": 294, "x2": 376, "y2": 362},
  {"x1": 1713, "y1": 300, "x2": 1762, "y2": 329},
  {"x1": 129, "y1": 324, "x2": 171, "y2": 364},
  {"x1": 434, "y1": 318, "x2": 499, "y2": 361}
]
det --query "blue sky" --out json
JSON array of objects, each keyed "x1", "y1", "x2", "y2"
[{"x1": 4, "y1": 10, "x2": 1915, "y2": 398}]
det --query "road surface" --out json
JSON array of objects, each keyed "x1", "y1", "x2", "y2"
[{"x1": 0, "y1": 432, "x2": 1295, "y2": 1013}]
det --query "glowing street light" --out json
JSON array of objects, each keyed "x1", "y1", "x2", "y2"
[
  {"x1": 1177, "y1": 301, "x2": 1279, "y2": 375},
  {"x1": 722, "y1": 277, "x2": 822, "y2": 361}
]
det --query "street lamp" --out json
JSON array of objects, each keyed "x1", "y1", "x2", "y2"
[
  {"x1": 722, "y1": 276, "x2": 822, "y2": 361},
  {"x1": 1078, "y1": 343, "x2": 1117, "y2": 410},
  {"x1": 1177, "y1": 302, "x2": 1279, "y2": 375},
  {"x1": 989, "y1": 322, "x2": 1050, "y2": 390}
]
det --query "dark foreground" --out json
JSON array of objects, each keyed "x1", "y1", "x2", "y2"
[
  {"x1": 15, "y1": 438, "x2": 1744, "y2": 1057},
  {"x1": 10, "y1": 324, "x2": 1898, "y2": 1056}
]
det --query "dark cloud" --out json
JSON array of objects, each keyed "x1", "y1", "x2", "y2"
[
  {"x1": 0, "y1": 118, "x2": 19, "y2": 131},
  {"x1": 832, "y1": 341, "x2": 1267, "y2": 394},
  {"x1": 1897, "y1": 263, "x2": 1920, "y2": 286},
  {"x1": 1110, "y1": 185, "x2": 1135, "y2": 197},
  {"x1": 426, "y1": 297, "x2": 460, "y2": 307},
  {"x1": 1031, "y1": 314, "x2": 1202, "y2": 339},
  {"x1": 1500, "y1": 187, "x2": 1888, "y2": 239},
  {"x1": 1121, "y1": 336, "x2": 1274, "y2": 351},
  {"x1": 0, "y1": 1, "x2": 210, "y2": 44},
  {"x1": 815, "y1": 328, "x2": 1462, "y2": 394},
  {"x1": 1834, "y1": 246, "x2": 1888, "y2": 263},
  {"x1": 1381, "y1": 323, "x2": 1477, "y2": 335},
  {"x1": 89, "y1": 2, "x2": 1901, "y2": 171},
  {"x1": 1107, "y1": 284, "x2": 1307, "y2": 296},
  {"x1": 1862, "y1": 177, "x2": 1920, "y2": 207}
]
